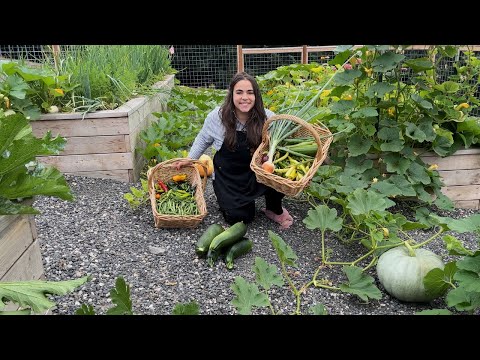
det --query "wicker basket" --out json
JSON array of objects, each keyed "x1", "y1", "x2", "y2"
[
  {"x1": 147, "y1": 158, "x2": 208, "y2": 228},
  {"x1": 250, "y1": 114, "x2": 332, "y2": 197}
]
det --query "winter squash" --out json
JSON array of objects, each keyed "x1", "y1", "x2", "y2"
[
  {"x1": 196, "y1": 154, "x2": 214, "y2": 177},
  {"x1": 376, "y1": 246, "x2": 444, "y2": 302}
]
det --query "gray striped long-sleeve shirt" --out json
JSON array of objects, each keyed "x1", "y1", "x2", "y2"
[{"x1": 188, "y1": 106, "x2": 275, "y2": 160}]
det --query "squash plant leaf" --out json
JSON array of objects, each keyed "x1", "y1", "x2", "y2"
[
  {"x1": 308, "y1": 304, "x2": 328, "y2": 315},
  {"x1": 347, "y1": 134, "x2": 372, "y2": 156},
  {"x1": 0, "y1": 165, "x2": 73, "y2": 201},
  {"x1": 372, "y1": 52, "x2": 405, "y2": 73},
  {"x1": 75, "y1": 304, "x2": 96, "y2": 315},
  {"x1": 331, "y1": 99, "x2": 355, "y2": 115},
  {"x1": 268, "y1": 230, "x2": 298, "y2": 268},
  {"x1": 346, "y1": 189, "x2": 393, "y2": 216},
  {"x1": 365, "y1": 82, "x2": 395, "y2": 99},
  {"x1": 352, "y1": 106, "x2": 378, "y2": 118},
  {"x1": 404, "y1": 58, "x2": 434, "y2": 73},
  {"x1": 445, "y1": 286, "x2": 480, "y2": 312},
  {"x1": 415, "y1": 309, "x2": 452, "y2": 315},
  {"x1": 333, "y1": 69, "x2": 362, "y2": 86},
  {"x1": 383, "y1": 153, "x2": 411, "y2": 175},
  {"x1": 443, "y1": 235, "x2": 474, "y2": 256},
  {"x1": 230, "y1": 276, "x2": 269, "y2": 315},
  {"x1": 303, "y1": 205, "x2": 343, "y2": 232},
  {"x1": 424, "y1": 262, "x2": 457, "y2": 299},
  {"x1": 253, "y1": 257, "x2": 284, "y2": 291},
  {"x1": 370, "y1": 180, "x2": 402, "y2": 197},
  {"x1": 106, "y1": 276, "x2": 133, "y2": 315},
  {"x1": 339, "y1": 266, "x2": 382, "y2": 302},
  {"x1": 0, "y1": 276, "x2": 89, "y2": 314},
  {"x1": 172, "y1": 301, "x2": 200, "y2": 315},
  {"x1": 0, "y1": 196, "x2": 39, "y2": 215},
  {"x1": 407, "y1": 161, "x2": 431, "y2": 185}
]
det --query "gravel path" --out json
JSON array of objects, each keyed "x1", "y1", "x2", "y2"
[{"x1": 33, "y1": 175, "x2": 479, "y2": 315}]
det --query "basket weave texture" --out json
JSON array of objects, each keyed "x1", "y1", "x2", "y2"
[
  {"x1": 147, "y1": 158, "x2": 207, "y2": 228},
  {"x1": 250, "y1": 114, "x2": 332, "y2": 197}
]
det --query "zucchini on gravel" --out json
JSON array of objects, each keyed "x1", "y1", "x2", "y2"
[
  {"x1": 224, "y1": 237, "x2": 253, "y2": 270},
  {"x1": 209, "y1": 221, "x2": 247, "y2": 253},
  {"x1": 195, "y1": 224, "x2": 225, "y2": 257}
]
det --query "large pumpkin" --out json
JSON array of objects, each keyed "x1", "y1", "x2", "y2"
[{"x1": 376, "y1": 246, "x2": 444, "y2": 302}]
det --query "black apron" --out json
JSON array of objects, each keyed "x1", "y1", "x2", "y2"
[{"x1": 212, "y1": 131, "x2": 268, "y2": 210}]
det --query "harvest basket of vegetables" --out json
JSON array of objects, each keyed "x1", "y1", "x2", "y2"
[
  {"x1": 250, "y1": 114, "x2": 332, "y2": 197},
  {"x1": 147, "y1": 158, "x2": 208, "y2": 228}
]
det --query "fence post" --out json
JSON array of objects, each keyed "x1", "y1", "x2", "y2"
[
  {"x1": 237, "y1": 45, "x2": 244, "y2": 73},
  {"x1": 301, "y1": 45, "x2": 308, "y2": 64}
]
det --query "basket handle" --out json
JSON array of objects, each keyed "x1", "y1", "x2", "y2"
[
  {"x1": 262, "y1": 114, "x2": 323, "y2": 162},
  {"x1": 148, "y1": 157, "x2": 208, "y2": 190}
]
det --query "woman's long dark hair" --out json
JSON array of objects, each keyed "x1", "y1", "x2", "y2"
[{"x1": 220, "y1": 72, "x2": 267, "y2": 152}]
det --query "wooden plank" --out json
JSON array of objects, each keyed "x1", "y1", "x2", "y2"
[
  {"x1": 454, "y1": 200, "x2": 480, "y2": 210},
  {"x1": 37, "y1": 153, "x2": 134, "y2": 173},
  {"x1": 38, "y1": 110, "x2": 128, "y2": 120},
  {"x1": 64, "y1": 169, "x2": 130, "y2": 182},
  {"x1": 439, "y1": 169, "x2": 480, "y2": 186},
  {"x1": 1, "y1": 240, "x2": 44, "y2": 282},
  {"x1": 0, "y1": 214, "x2": 20, "y2": 234},
  {"x1": 441, "y1": 185, "x2": 480, "y2": 201},
  {"x1": 31, "y1": 117, "x2": 130, "y2": 137},
  {"x1": 28, "y1": 216, "x2": 37, "y2": 241},
  {"x1": 421, "y1": 154, "x2": 480, "y2": 170},
  {"x1": 0, "y1": 217, "x2": 34, "y2": 278},
  {"x1": 61, "y1": 135, "x2": 127, "y2": 155}
]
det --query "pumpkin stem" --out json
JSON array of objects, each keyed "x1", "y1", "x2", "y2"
[{"x1": 403, "y1": 241, "x2": 416, "y2": 257}]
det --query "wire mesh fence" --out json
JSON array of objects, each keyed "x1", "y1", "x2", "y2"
[{"x1": 2, "y1": 44, "x2": 479, "y2": 114}]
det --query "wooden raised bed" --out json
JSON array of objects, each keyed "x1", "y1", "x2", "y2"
[
  {"x1": 420, "y1": 148, "x2": 480, "y2": 209},
  {"x1": 0, "y1": 202, "x2": 43, "y2": 282},
  {"x1": 31, "y1": 74, "x2": 175, "y2": 183}
]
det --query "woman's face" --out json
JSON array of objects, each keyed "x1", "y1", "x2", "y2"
[{"x1": 233, "y1": 79, "x2": 255, "y2": 115}]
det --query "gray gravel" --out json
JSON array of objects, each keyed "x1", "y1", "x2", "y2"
[{"x1": 33, "y1": 175, "x2": 480, "y2": 315}]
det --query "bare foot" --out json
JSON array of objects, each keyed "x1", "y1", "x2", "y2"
[{"x1": 262, "y1": 207, "x2": 293, "y2": 229}]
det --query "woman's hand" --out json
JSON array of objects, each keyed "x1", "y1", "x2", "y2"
[{"x1": 174, "y1": 159, "x2": 193, "y2": 170}]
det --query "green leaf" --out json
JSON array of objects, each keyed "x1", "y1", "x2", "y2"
[
  {"x1": 252, "y1": 257, "x2": 284, "y2": 292},
  {"x1": 352, "y1": 106, "x2": 378, "y2": 119},
  {"x1": 75, "y1": 304, "x2": 96, "y2": 315},
  {"x1": 372, "y1": 52, "x2": 405, "y2": 73},
  {"x1": 446, "y1": 286, "x2": 480, "y2": 312},
  {"x1": 339, "y1": 266, "x2": 382, "y2": 302},
  {"x1": 0, "y1": 196, "x2": 39, "y2": 215},
  {"x1": 172, "y1": 301, "x2": 200, "y2": 315},
  {"x1": 348, "y1": 134, "x2": 372, "y2": 156},
  {"x1": 415, "y1": 309, "x2": 452, "y2": 315},
  {"x1": 0, "y1": 276, "x2": 89, "y2": 314},
  {"x1": 331, "y1": 99, "x2": 355, "y2": 115},
  {"x1": 383, "y1": 153, "x2": 411, "y2": 175},
  {"x1": 424, "y1": 262, "x2": 457, "y2": 299},
  {"x1": 346, "y1": 188, "x2": 393, "y2": 216},
  {"x1": 106, "y1": 277, "x2": 133, "y2": 315},
  {"x1": 411, "y1": 94, "x2": 433, "y2": 110},
  {"x1": 268, "y1": 230, "x2": 298, "y2": 268},
  {"x1": 333, "y1": 69, "x2": 362, "y2": 86},
  {"x1": 0, "y1": 165, "x2": 74, "y2": 201},
  {"x1": 365, "y1": 82, "x2": 396, "y2": 99},
  {"x1": 303, "y1": 205, "x2": 343, "y2": 232},
  {"x1": 230, "y1": 277, "x2": 269, "y2": 315},
  {"x1": 388, "y1": 175, "x2": 417, "y2": 197},
  {"x1": 404, "y1": 58, "x2": 434, "y2": 73},
  {"x1": 443, "y1": 235, "x2": 474, "y2": 256},
  {"x1": 370, "y1": 180, "x2": 402, "y2": 197},
  {"x1": 308, "y1": 304, "x2": 328, "y2": 315},
  {"x1": 407, "y1": 161, "x2": 431, "y2": 185}
]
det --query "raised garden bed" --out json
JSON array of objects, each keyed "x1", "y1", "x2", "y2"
[
  {"x1": 30, "y1": 74, "x2": 175, "y2": 183},
  {"x1": 0, "y1": 200, "x2": 43, "y2": 282},
  {"x1": 421, "y1": 148, "x2": 480, "y2": 209}
]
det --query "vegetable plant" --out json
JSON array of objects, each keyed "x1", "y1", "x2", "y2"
[{"x1": 0, "y1": 112, "x2": 73, "y2": 215}]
